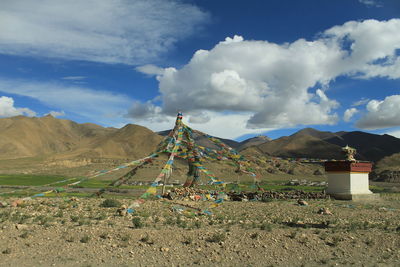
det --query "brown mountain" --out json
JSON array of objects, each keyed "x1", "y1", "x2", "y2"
[
  {"x1": 72, "y1": 124, "x2": 164, "y2": 159},
  {"x1": 0, "y1": 115, "x2": 162, "y2": 160},
  {"x1": 0, "y1": 115, "x2": 115, "y2": 159},
  {"x1": 257, "y1": 133, "x2": 343, "y2": 160},
  {"x1": 256, "y1": 128, "x2": 400, "y2": 162},
  {"x1": 238, "y1": 135, "x2": 271, "y2": 150},
  {"x1": 157, "y1": 130, "x2": 241, "y2": 150}
]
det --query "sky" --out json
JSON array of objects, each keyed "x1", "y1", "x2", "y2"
[{"x1": 1, "y1": 0, "x2": 400, "y2": 140}]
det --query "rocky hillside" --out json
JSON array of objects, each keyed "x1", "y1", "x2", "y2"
[
  {"x1": 255, "y1": 128, "x2": 400, "y2": 162},
  {"x1": 371, "y1": 152, "x2": 400, "y2": 182},
  {"x1": 0, "y1": 115, "x2": 162, "y2": 160},
  {"x1": 0, "y1": 115, "x2": 115, "y2": 159}
]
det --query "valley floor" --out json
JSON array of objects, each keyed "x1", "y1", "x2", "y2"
[{"x1": 0, "y1": 196, "x2": 399, "y2": 266}]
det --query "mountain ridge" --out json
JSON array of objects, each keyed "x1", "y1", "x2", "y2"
[{"x1": 1, "y1": 116, "x2": 400, "y2": 164}]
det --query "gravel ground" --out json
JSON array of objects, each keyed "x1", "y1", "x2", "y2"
[{"x1": 0, "y1": 196, "x2": 399, "y2": 267}]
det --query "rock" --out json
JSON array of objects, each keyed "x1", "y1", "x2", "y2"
[
  {"x1": 297, "y1": 199, "x2": 308, "y2": 206},
  {"x1": 0, "y1": 201, "x2": 8, "y2": 208},
  {"x1": 318, "y1": 207, "x2": 333, "y2": 215},
  {"x1": 116, "y1": 205, "x2": 128, "y2": 216},
  {"x1": 160, "y1": 247, "x2": 170, "y2": 252},
  {"x1": 11, "y1": 199, "x2": 24, "y2": 207},
  {"x1": 15, "y1": 224, "x2": 28, "y2": 230}
]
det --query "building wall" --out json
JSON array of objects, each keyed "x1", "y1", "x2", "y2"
[{"x1": 327, "y1": 172, "x2": 372, "y2": 194}]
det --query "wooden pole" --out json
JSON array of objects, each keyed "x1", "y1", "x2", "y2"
[{"x1": 162, "y1": 173, "x2": 167, "y2": 195}]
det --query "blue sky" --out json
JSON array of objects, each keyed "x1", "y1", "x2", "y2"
[{"x1": 1, "y1": 0, "x2": 400, "y2": 140}]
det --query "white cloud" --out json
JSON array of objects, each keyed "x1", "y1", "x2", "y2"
[
  {"x1": 62, "y1": 76, "x2": 86, "y2": 81},
  {"x1": 358, "y1": 0, "x2": 382, "y2": 7},
  {"x1": 128, "y1": 19, "x2": 400, "y2": 135},
  {"x1": 352, "y1": 98, "x2": 370, "y2": 106},
  {"x1": 356, "y1": 95, "x2": 400, "y2": 129},
  {"x1": 47, "y1": 110, "x2": 66, "y2": 118},
  {"x1": 135, "y1": 65, "x2": 165, "y2": 76},
  {"x1": 386, "y1": 129, "x2": 400, "y2": 138},
  {"x1": 0, "y1": 0, "x2": 208, "y2": 64},
  {"x1": 133, "y1": 111, "x2": 273, "y2": 139},
  {"x1": 324, "y1": 19, "x2": 400, "y2": 79},
  {"x1": 343, "y1": 108, "x2": 358, "y2": 122},
  {"x1": 0, "y1": 78, "x2": 131, "y2": 126},
  {"x1": 0, "y1": 96, "x2": 36, "y2": 117}
]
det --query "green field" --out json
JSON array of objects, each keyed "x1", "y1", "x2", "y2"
[
  {"x1": 0, "y1": 174, "x2": 388, "y2": 198},
  {"x1": 0, "y1": 174, "x2": 70, "y2": 186}
]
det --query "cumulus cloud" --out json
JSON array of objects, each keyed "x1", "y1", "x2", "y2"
[
  {"x1": 0, "y1": 0, "x2": 208, "y2": 64},
  {"x1": 356, "y1": 95, "x2": 400, "y2": 129},
  {"x1": 133, "y1": 111, "x2": 273, "y2": 140},
  {"x1": 129, "y1": 19, "x2": 400, "y2": 132},
  {"x1": 343, "y1": 108, "x2": 358, "y2": 122},
  {"x1": 47, "y1": 110, "x2": 66, "y2": 118},
  {"x1": 0, "y1": 78, "x2": 131, "y2": 126},
  {"x1": 0, "y1": 96, "x2": 36, "y2": 117}
]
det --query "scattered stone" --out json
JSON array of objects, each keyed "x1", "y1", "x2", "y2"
[
  {"x1": 318, "y1": 207, "x2": 333, "y2": 215},
  {"x1": 117, "y1": 205, "x2": 128, "y2": 216},
  {"x1": 297, "y1": 199, "x2": 308, "y2": 206},
  {"x1": 0, "y1": 201, "x2": 8, "y2": 207},
  {"x1": 11, "y1": 199, "x2": 24, "y2": 207},
  {"x1": 15, "y1": 224, "x2": 28, "y2": 230},
  {"x1": 160, "y1": 247, "x2": 170, "y2": 252}
]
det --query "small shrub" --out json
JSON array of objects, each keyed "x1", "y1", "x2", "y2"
[
  {"x1": 55, "y1": 211, "x2": 64, "y2": 218},
  {"x1": 140, "y1": 233, "x2": 153, "y2": 244},
  {"x1": 78, "y1": 218, "x2": 91, "y2": 226},
  {"x1": 99, "y1": 233, "x2": 109, "y2": 239},
  {"x1": 288, "y1": 231, "x2": 297, "y2": 239},
  {"x1": 121, "y1": 234, "x2": 131, "y2": 242},
  {"x1": 70, "y1": 215, "x2": 80, "y2": 222},
  {"x1": 260, "y1": 223, "x2": 273, "y2": 232},
  {"x1": 193, "y1": 221, "x2": 202, "y2": 229},
  {"x1": 132, "y1": 217, "x2": 143, "y2": 229},
  {"x1": 364, "y1": 237, "x2": 374, "y2": 246},
  {"x1": 206, "y1": 233, "x2": 226, "y2": 243},
  {"x1": 182, "y1": 236, "x2": 193, "y2": 245},
  {"x1": 176, "y1": 217, "x2": 187, "y2": 229},
  {"x1": 19, "y1": 231, "x2": 29, "y2": 239},
  {"x1": 80, "y1": 235, "x2": 90, "y2": 243},
  {"x1": 250, "y1": 233, "x2": 259, "y2": 239},
  {"x1": 65, "y1": 236, "x2": 75, "y2": 242},
  {"x1": 164, "y1": 217, "x2": 175, "y2": 225},
  {"x1": 100, "y1": 199, "x2": 121, "y2": 208},
  {"x1": 34, "y1": 215, "x2": 53, "y2": 225},
  {"x1": 2, "y1": 248, "x2": 11, "y2": 254},
  {"x1": 327, "y1": 236, "x2": 342, "y2": 247}
]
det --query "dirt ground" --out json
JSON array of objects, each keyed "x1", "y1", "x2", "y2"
[{"x1": 0, "y1": 195, "x2": 399, "y2": 267}]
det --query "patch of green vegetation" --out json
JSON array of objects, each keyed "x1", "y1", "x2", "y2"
[
  {"x1": 80, "y1": 235, "x2": 90, "y2": 243},
  {"x1": 132, "y1": 217, "x2": 143, "y2": 229},
  {"x1": 100, "y1": 199, "x2": 121, "y2": 208},
  {"x1": 0, "y1": 174, "x2": 67, "y2": 186},
  {"x1": 259, "y1": 184, "x2": 324, "y2": 192},
  {"x1": 206, "y1": 232, "x2": 226, "y2": 243},
  {"x1": 73, "y1": 179, "x2": 149, "y2": 189},
  {"x1": 369, "y1": 185, "x2": 389, "y2": 193}
]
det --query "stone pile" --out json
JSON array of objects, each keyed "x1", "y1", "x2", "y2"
[
  {"x1": 260, "y1": 190, "x2": 328, "y2": 201},
  {"x1": 162, "y1": 187, "x2": 222, "y2": 201},
  {"x1": 162, "y1": 188, "x2": 328, "y2": 202}
]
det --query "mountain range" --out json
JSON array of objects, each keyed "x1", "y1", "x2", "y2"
[{"x1": 1, "y1": 115, "x2": 400, "y2": 168}]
